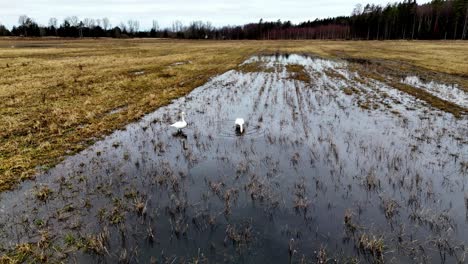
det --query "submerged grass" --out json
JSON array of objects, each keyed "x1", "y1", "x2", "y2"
[
  {"x1": 286, "y1": 64, "x2": 311, "y2": 83},
  {"x1": 356, "y1": 68, "x2": 467, "y2": 117},
  {"x1": 236, "y1": 61, "x2": 275, "y2": 73},
  {"x1": 0, "y1": 38, "x2": 467, "y2": 191},
  {"x1": 0, "y1": 49, "x2": 466, "y2": 263}
]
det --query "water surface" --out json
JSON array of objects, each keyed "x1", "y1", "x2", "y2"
[{"x1": 1, "y1": 54, "x2": 467, "y2": 263}]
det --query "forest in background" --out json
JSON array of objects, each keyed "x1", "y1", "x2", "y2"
[{"x1": 0, "y1": 0, "x2": 467, "y2": 40}]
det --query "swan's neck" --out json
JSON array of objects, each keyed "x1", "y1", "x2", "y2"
[
  {"x1": 240, "y1": 124, "x2": 243, "y2": 133},
  {"x1": 181, "y1": 115, "x2": 185, "y2": 123}
]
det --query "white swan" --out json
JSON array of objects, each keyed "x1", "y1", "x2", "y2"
[
  {"x1": 235, "y1": 118, "x2": 245, "y2": 134},
  {"x1": 170, "y1": 112, "x2": 187, "y2": 132}
]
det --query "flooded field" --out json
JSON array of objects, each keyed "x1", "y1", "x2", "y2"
[{"x1": 1, "y1": 54, "x2": 467, "y2": 263}]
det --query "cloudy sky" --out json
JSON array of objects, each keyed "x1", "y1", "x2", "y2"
[{"x1": 1, "y1": 0, "x2": 428, "y2": 29}]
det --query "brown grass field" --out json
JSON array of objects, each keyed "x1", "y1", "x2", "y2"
[{"x1": 0, "y1": 38, "x2": 467, "y2": 192}]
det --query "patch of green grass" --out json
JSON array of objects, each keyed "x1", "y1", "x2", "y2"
[
  {"x1": 64, "y1": 233, "x2": 76, "y2": 246},
  {"x1": 34, "y1": 219, "x2": 44, "y2": 227}
]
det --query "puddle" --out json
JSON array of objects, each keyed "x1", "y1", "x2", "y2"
[
  {"x1": 402, "y1": 75, "x2": 468, "y2": 108},
  {"x1": 0, "y1": 55, "x2": 467, "y2": 263}
]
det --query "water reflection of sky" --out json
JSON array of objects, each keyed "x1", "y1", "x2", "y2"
[{"x1": 1, "y1": 55, "x2": 467, "y2": 263}]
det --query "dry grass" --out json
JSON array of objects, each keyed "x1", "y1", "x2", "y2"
[
  {"x1": 277, "y1": 40, "x2": 468, "y2": 77},
  {"x1": 357, "y1": 69, "x2": 467, "y2": 117},
  {"x1": 0, "y1": 38, "x2": 466, "y2": 192},
  {"x1": 286, "y1": 64, "x2": 311, "y2": 83},
  {"x1": 236, "y1": 61, "x2": 275, "y2": 73}
]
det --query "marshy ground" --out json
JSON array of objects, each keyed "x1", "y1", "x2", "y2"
[
  {"x1": 0, "y1": 39, "x2": 467, "y2": 192},
  {"x1": 0, "y1": 50, "x2": 467, "y2": 263}
]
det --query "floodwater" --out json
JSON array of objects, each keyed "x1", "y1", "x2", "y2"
[
  {"x1": 402, "y1": 75, "x2": 468, "y2": 108},
  {"x1": 1, "y1": 54, "x2": 467, "y2": 263}
]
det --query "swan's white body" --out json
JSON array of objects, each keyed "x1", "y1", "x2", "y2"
[
  {"x1": 171, "y1": 112, "x2": 187, "y2": 132},
  {"x1": 235, "y1": 118, "x2": 245, "y2": 133}
]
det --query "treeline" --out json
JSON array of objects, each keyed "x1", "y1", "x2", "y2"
[
  {"x1": 252, "y1": 0, "x2": 468, "y2": 40},
  {"x1": 0, "y1": 0, "x2": 467, "y2": 40},
  {"x1": 348, "y1": 0, "x2": 468, "y2": 39}
]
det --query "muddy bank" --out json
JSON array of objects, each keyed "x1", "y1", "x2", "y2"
[{"x1": 1, "y1": 54, "x2": 467, "y2": 263}]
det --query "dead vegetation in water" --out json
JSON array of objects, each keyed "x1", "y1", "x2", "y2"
[
  {"x1": 0, "y1": 243, "x2": 35, "y2": 263},
  {"x1": 323, "y1": 69, "x2": 346, "y2": 80},
  {"x1": 85, "y1": 227, "x2": 110, "y2": 255},
  {"x1": 0, "y1": 241, "x2": 57, "y2": 263},
  {"x1": 0, "y1": 40, "x2": 265, "y2": 192},
  {"x1": 225, "y1": 222, "x2": 253, "y2": 248},
  {"x1": 357, "y1": 233, "x2": 385, "y2": 262},
  {"x1": 236, "y1": 61, "x2": 275, "y2": 73},
  {"x1": 0, "y1": 39, "x2": 466, "y2": 192},
  {"x1": 365, "y1": 172, "x2": 380, "y2": 191},
  {"x1": 357, "y1": 99, "x2": 379, "y2": 111},
  {"x1": 349, "y1": 60, "x2": 467, "y2": 118},
  {"x1": 35, "y1": 185, "x2": 52, "y2": 201},
  {"x1": 0, "y1": 45, "x2": 466, "y2": 263},
  {"x1": 344, "y1": 209, "x2": 357, "y2": 233},
  {"x1": 286, "y1": 64, "x2": 311, "y2": 83},
  {"x1": 409, "y1": 208, "x2": 455, "y2": 234},
  {"x1": 380, "y1": 197, "x2": 399, "y2": 220},
  {"x1": 315, "y1": 246, "x2": 333, "y2": 263},
  {"x1": 293, "y1": 178, "x2": 310, "y2": 213},
  {"x1": 342, "y1": 87, "x2": 361, "y2": 96}
]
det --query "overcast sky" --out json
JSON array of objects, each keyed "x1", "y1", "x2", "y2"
[{"x1": 1, "y1": 0, "x2": 429, "y2": 30}]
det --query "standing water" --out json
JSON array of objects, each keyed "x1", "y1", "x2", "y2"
[{"x1": 1, "y1": 54, "x2": 467, "y2": 263}]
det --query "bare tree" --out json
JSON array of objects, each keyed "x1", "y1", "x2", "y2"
[
  {"x1": 18, "y1": 15, "x2": 33, "y2": 36},
  {"x1": 83, "y1": 18, "x2": 96, "y2": 28},
  {"x1": 352, "y1": 4, "x2": 363, "y2": 16},
  {"x1": 83, "y1": 18, "x2": 91, "y2": 28},
  {"x1": 172, "y1": 20, "x2": 184, "y2": 33},
  {"x1": 78, "y1": 21, "x2": 84, "y2": 38},
  {"x1": 206, "y1": 21, "x2": 213, "y2": 33},
  {"x1": 152, "y1": 20, "x2": 159, "y2": 31},
  {"x1": 462, "y1": 7, "x2": 468, "y2": 39},
  {"x1": 48, "y1": 17, "x2": 58, "y2": 28},
  {"x1": 119, "y1": 22, "x2": 127, "y2": 32},
  {"x1": 48, "y1": 17, "x2": 58, "y2": 35},
  {"x1": 127, "y1": 20, "x2": 139, "y2": 34},
  {"x1": 18, "y1": 15, "x2": 29, "y2": 26},
  {"x1": 89, "y1": 19, "x2": 96, "y2": 28},
  {"x1": 134, "y1": 20, "x2": 140, "y2": 33},
  {"x1": 67, "y1": 16, "x2": 79, "y2": 27},
  {"x1": 127, "y1": 20, "x2": 134, "y2": 33},
  {"x1": 102, "y1": 17, "x2": 110, "y2": 30}
]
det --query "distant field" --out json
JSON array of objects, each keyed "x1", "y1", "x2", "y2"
[{"x1": 0, "y1": 38, "x2": 467, "y2": 191}]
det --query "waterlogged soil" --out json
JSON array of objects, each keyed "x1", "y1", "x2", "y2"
[{"x1": 1, "y1": 54, "x2": 467, "y2": 263}]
